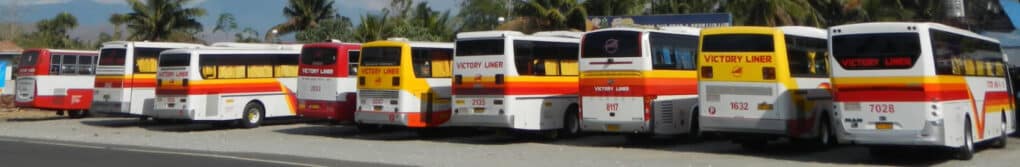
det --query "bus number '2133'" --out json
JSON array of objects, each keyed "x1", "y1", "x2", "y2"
[{"x1": 869, "y1": 104, "x2": 895, "y2": 113}]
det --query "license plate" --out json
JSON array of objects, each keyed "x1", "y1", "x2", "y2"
[
  {"x1": 168, "y1": 103, "x2": 175, "y2": 108},
  {"x1": 162, "y1": 79, "x2": 182, "y2": 86},
  {"x1": 606, "y1": 124, "x2": 620, "y2": 132},
  {"x1": 473, "y1": 108, "x2": 484, "y2": 113},
  {"x1": 876, "y1": 123, "x2": 893, "y2": 130},
  {"x1": 373, "y1": 106, "x2": 382, "y2": 112},
  {"x1": 309, "y1": 104, "x2": 320, "y2": 110}
]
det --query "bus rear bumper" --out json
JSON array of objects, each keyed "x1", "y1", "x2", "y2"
[
  {"x1": 581, "y1": 119, "x2": 650, "y2": 134},
  {"x1": 700, "y1": 116, "x2": 787, "y2": 136},
  {"x1": 355, "y1": 111, "x2": 410, "y2": 126},
  {"x1": 296, "y1": 100, "x2": 353, "y2": 122},
  {"x1": 446, "y1": 114, "x2": 513, "y2": 128},
  {"x1": 842, "y1": 129, "x2": 946, "y2": 147},
  {"x1": 90, "y1": 102, "x2": 133, "y2": 116}
]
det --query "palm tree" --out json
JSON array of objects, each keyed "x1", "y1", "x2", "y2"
[
  {"x1": 583, "y1": 0, "x2": 647, "y2": 16},
  {"x1": 859, "y1": 0, "x2": 941, "y2": 22},
  {"x1": 806, "y1": 0, "x2": 869, "y2": 26},
  {"x1": 726, "y1": 0, "x2": 822, "y2": 27},
  {"x1": 267, "y1": 0, "x2": 336, "y2": 40},
  {"x1": 212, "y1": 13, "x2": 238, "y2": 42},
  {"x1": 123, "y1": 0, "x2": 206, "y2": 41},
  {"x1": 515, "y1": 0, "x2": 588, "y2": 32},
  {"x1": 353, "y1": 13, "x2": 392, "y2": 42},
  {"x1": 108, "y1": 13, "x2": 130, "y2": 40},
  {"x1": 651, "y1": 0, "x2": 722, "y2": 14}
]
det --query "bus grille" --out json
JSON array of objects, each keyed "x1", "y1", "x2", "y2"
[
  {"x1": 359, "y1": 90, "x2": 399, "y2": 99},
  {"x1": 657, "y1": 102, "x2": 674, "y2": 124},
  {"x1": 96, "y1": 66, "x2": 125, "y2": 74},
  {"x1": 704, "y1": 85, "x2": 772, "y2": 102}
]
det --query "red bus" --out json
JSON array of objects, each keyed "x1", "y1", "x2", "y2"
[
  {"x1": 296, "y1": 42, "x2": 362, "y2": 123},
  {"x1": 15, "y1": 49, "x2": 98, "y2": 118}
]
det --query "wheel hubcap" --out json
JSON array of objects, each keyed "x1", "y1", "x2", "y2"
[{"x1": 248, "y1": 109, "x2": 260, "y2": 123}]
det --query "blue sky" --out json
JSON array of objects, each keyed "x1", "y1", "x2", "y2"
[{"x1": 0, "y1": 0, "x2": 462, "y2": 42}]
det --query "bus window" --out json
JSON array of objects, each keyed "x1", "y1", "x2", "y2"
[
  {"x1": 930, "y1": 29, "x2": 1004, "y2": 76},
  {"x1": 411, "y1": 48, "x2": 452, "y2": 78},
  {"x1": 831, "y1": 33, "x2": 921, "y2": 70},
  {"x1": 581, "y1": 31, "x2": 640, "y2": 58},
  {"x1": 786, "y1": 35, "x2": 828, "y2": 77},
  {"x1": 514, "y1": 40, "x2": 578, "y2": 76},
  {"x1": 19, "y1": 51, "x2": 38, "y2": 67},
  {"x1": 159, "y1": 54, "x2": 191, "y2": 67},
  {"x1": 650, "y1": 32, "x2": 698, "y2": 70},
  {"x1": 99, "y1": 49, "x2": 126, "y2": 66},
  {"x1": 50, "y1": 55, "x2": 61, "y2": 74},
  {"x1": 77, "y1": 56, "x2": 94, "y2": 75},
  {"x1": 61, "y1": 55, "x2": 78, "y2": 75},
  {"x1": 456, "y1": 40, "x2": 504, "y2": 56},
  {"x1": 361, "y1": 47, "x2": 401, "y2": 66},
  {"x1": 702, "y1": 34, "x2": 774, "y2": 52},
  {"x1": 274, "y1": 54, "x2": 299, "y2": 77},
  {"x1": 300, "y1": 47, "x2": 337, "y2": 66},
  {"x1": 134, "y1": 48, "x2": 166, "y2": 74},
  {"x1": 348, "y1": 50, "x2": 360, "y2": 75}
]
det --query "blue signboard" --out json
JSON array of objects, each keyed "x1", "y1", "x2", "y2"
[{"x1": 588, "y1": 13, "x2": 732, "y2": 30}]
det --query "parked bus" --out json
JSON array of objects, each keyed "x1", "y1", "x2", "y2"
[
  {"x1": 449, "y1": 31, "x2": 581, "y2": 138},
  {"x1": 697, "y1": 26, "x2": 836, "y2": 148},
  {"x1": 829, "y1": 22, "x2": 1015, "y2": 159},
  {"x1": 152, "y1": 44, "x2": 302, "y2": 128},
  {"x1": 92, "y1": 41, "x2": 204, "y2": 119},
  {"x1": 579, "y1": 27, "x2": 703, "y2": 140},
  {"x1": 296, "y1": 41, "x2": 362, "y2": 123},
  {"x1": 15, "y1": 49, "x2": 98, "y2": 118},
  {"x1": 354, "y1": 39, "x2": 454, "y2": 132}
]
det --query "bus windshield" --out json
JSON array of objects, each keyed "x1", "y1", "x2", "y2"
[
  {"x1": 582, "y1": 31, "x2": 640, "y2": 58},
  {"x1": 831, "y1": 33, "x2": 921, "y2": 70},
  {"x1": 702, "y1": 34, "x2": 774, "y2": 52},
  {"x1": 456, "y1": 39, "x2": 504, "y2": 56},
  {"x1": 301, "y1": 47, "x2": 338, "y2": 66},
  {"x1": 361, "y1": 47, "x2": 402, "y2": 66},
  {"x1": 19, "y1": 51, "x2": 38, "y2": 66},
  {"x1": 159, "y1": 54, "x2": 191, "y2": 67},
  {"x1": 99, "y1": 48, "x2": 127, "y2": 65}
]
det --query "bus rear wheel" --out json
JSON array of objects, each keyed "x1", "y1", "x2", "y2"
[
  {"x1": 559, "y1": 108, "x2": 581, "y2": 138},
  {"x1": 67, "y1": 110, "x2": 88, "y2": 119},
  {"x1": 993, "y1": 113, "x2": 1008, "y2": 148},
  {"x1": 955, "y1": 118, "x2": 975, "y2": 160},
  {"x1": 239, "y1": 102, "x2": 264, "y2": 129}
]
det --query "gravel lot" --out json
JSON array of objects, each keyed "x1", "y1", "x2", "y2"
[{"x1": 0, "y1": 113, "x2": 1018, "y2": 167}]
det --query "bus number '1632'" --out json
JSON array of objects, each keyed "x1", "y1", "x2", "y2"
[
  {"x1": 869, "y1": 104, "x2": 895, "y2": 113},
  {"x1": 730, "y1": 102, "x2": 748, "y2": 110}
]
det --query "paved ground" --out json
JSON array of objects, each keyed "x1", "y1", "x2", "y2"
[{"x1": 0, "y1": 114, "x2": 1018, "y2": 167}]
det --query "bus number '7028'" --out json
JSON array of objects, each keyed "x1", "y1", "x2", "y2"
[{"x1": 869, "y1": 104, "x2": 895, "y2": 113}]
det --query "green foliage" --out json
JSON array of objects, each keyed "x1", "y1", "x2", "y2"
[
  {"x1": 583, "y1": 0, "x2": 647, "y2": 16},
  {"x1": 353, "y1": 13, "x2": 392, "y2": 42},
  {"x1": 513, "y1": 0, "x2": 588, "y2": 33},
  {"x1": 456, "y1": 0, "x2": 508, "y2": 32},
  {"x1": 108, "y1": 13, "x2": 130, "y2": 40},
  {"x1": 234, "y1": 27, "x2": 262, "y2": 43},
  {"x1": 725, "y1": 0, "x2": 822, "y2": 26},
  {"x1": 213, "y1": 13, "x2": 238, "y2": 34},
  {"x1": 15, "y1": 12, "x2": 93, "y2": 49},
  {"x1": 650, "y1": 0, "x2": 722, "y2": 14},
  {"x1": 123, "y1": 0, "x2": 207, "y2": 42},
  {"x1": 269, "y1": 0, "x2": 337, "y2": 40},
  {"x1": 296, "y1": 16, "x2": 355, "y2": 42},
  {"x1": 352, "y1": 1, "x2": 455, "y2": 42}
]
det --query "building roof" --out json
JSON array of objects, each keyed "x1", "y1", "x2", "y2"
[{"x1": 0, "y1": 41, "x2": 21, "y2": 52}]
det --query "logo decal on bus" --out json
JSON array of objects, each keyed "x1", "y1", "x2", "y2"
[
  {"x1": 604, "y1": 39, "x2": 619, "y2": 54},
  {"x1": 731, "y1": 67, "x2": 743, "y2": 77}
]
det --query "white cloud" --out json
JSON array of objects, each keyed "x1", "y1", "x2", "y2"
[{"x1": 0, "y1": 0, "x2": 71, "y2": 6}]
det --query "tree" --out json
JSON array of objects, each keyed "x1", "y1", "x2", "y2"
[
  {"x1": 514, "y1": 0, "x2": 588, "y2": 32},
  {"x1": 456, "y1": 0, "x2": 508, "y2": 32},
  {"x1": 212, "y1": 13, "x2": 238, "y2": 42},
  {"x1": 296, "y1": 16, "x2": 355, "y2": 42},
  {"x1": 123, "y1": 0, "x2": 207, "y2": 41},
  {"x1": 268, "y1": 0, "x2": 336, "y2": 40},
  {"x1": 650, "y1": 0, "x2": 722, "y2": 14},
  {"x1": 726, "y1": 0, "x2": 822, "y2": 27},
  {"x1": 353, "y1": 13, "x2": 392, "y2": 42},
  {"x1": 860, "y1": 0, "x2": 941, "y2": 22},
  {"x1": 583, "y1": 0, "x2": 647, "y2": 16},
  {"x1": 806, "y1": 0, "x2": 869, "y2": 27},
  {"x1": 234, "y1": 27, "x2": 261, "y2": 43},
  {"x1": 108, "y1": 14, "x2": 130, "y2": 40},
  {"x1": 16, "y1": 12, "x2": 92, "y2": 49}
]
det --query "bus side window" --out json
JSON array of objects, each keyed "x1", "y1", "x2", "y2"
[
  {"x1": 274, "y1": 54, "x2": 299, "y2": 78},
  {"x1": 514, "y1": 40, "x2": 537, "y2": 75},
  {"x1": 78, "y1": 56, "x2": 94, "y2": 75},
  {"x1": 134, "y1": 48, "x2": 164, "y2": 74},
  {"x1": 348, "y1": 50, "x2": 360, "y2": 75},
  {"x1": 247, "y1": 54, "x2": 274, "y2": 78},
  {"x1": 50, "y1": 54, "x2": 61, "y2": 74},
  {"x1": 61, "y1": 55, "x2": 77, "y2": 75},
  {"x1": 650, "y1": 33, "x2": 698, "y2": 70},
  {"x1": 430, "y1": 49, "x2": 452, "y2": 78}
]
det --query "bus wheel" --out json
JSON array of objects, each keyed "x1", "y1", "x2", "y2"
[
  {"x1": 687, "y1": 108, "x2": 701, "y2": 141},
  {"x1": 68, "y1": 110, "x2": 87, "y2": 119},
  {"x1": 239, "y1": 102, "x2": 264, "y2": 129},
  {"x1": 816, "y1": 115, "x2": 835, "y2": 147},
  {"x1": 955, "y1": 118, "x2": 975, "y2": 160},
  {"x1": 993, "y1": 113, "x2": 1008, "y2": 148},
  {"x1": 559, "y1": 108, "x2": 581, "y2": 138}
]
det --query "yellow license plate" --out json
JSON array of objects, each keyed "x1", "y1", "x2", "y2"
[
  {"x1": 161, "y1": 79, "x2": 182, "y2": 86},
  {"x1": 373, "y1": 106, "x2": 382, "y2": 112},
  {"x1": 309, "y1": 104, "x2": 320, "y2": 110},
  {"x1": 606, "y1": 124, "x2": 620, "y2": 132},
  {"x1": 473, "y1": 108, "x2": 484, "y2": 113},
  {"x1": 876, "y1": 123, "x2": 893, "y2": 130}
]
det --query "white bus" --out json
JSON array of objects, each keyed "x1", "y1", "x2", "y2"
[
  {"x1": 92, "y1": 41, "x2": 204, "y2": 119},
  {"x1": 697, "y1": 26, "x2": 837, "y2": 148},
  {"x1": 829, "y1": 22, "x2": 1015, "y2": 159},
  {"x1": 449, "y1": 31, "x2": 582, "y2": 138},
  {"x1": 579, "y1": 27, "x2": 703, "y2": 141},
  {"x1": 153, "y1": 44, "x2": 302, "y2": 128}
]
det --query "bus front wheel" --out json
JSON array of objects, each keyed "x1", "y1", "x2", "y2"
[{"x1": 239, "y1": 102, "x2": 264, "y2": 129}]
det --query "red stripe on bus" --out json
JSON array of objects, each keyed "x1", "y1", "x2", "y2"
[{"x1": 453, "y1": 82, "x2": 578, "y2": 95}]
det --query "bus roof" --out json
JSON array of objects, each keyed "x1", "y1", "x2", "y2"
[
  {"x1": 23, "y1": 48, "x2": 97, "y2": 55},
  {"x1": 701, "y1": 26, "x2": 825, "y2": 39},
  {"x1": 456, "y1": 31, "x2": 581, "y2": 43},
  {"x1": 303, "y1": 42, "x2": 361, "y2": 49},
  {"x1": 364, "y1": 40, "x2": 454, "y2": 49},
  {"x1": 101, "y1": 41, "x2": 205, "y2": 49},
  {"x1": 532, "y1": 31, "x2": 583, "y2": 39},
  {"x1": 209, "y1": 42, "x2": 304, "y2": 50},
  {"x1": 161, "y1": 47, "x2": 301, "y2": 56},
  {"x1": 778, "y1": 26, "x2": 827, "y2": 39},
  {"x1": 456, "y1": 31, "x2": 526, "y2": 39},
  {"x1": 587, "y1": 27, "x2": 700, "y2": 36},
  {"x1": 830, "y1": 22, "x2": 1000, "y2": 43}
]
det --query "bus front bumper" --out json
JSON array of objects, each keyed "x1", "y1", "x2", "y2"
[
  {"x1": 446, "y1": 114, "x2": 514, "y2": 128},
  {"x1": 581, "y1": 119, "x2": 651, "y2": 134}
]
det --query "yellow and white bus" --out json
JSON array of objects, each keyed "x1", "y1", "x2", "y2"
[
  {"x1": 697, "y1": 26, "x2": 837, "y2": 148},
  {"x1": 829, "y1": 22, "x2": 1014, "y2": 159},
  {"x1": 355, "y1": 39, "x2": 454, "y2": 131},
  {"x1": 152, "y1": 44, "x2": 302, "y2": 128},
  {"x1": 92, "y1": 41, "x2": 203, "y2": 119},
  {"x1": 579, "y1": 27, "x2": 703, "y2": 140},
  {"x1": 449, "y1": 31, "x2": 581, "y2": 138}
]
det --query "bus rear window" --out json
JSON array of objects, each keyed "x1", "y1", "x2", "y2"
[
  {"x1": 301, "y1": 47, "x2": 338, "y2": 66},
  {"x1": 99, "y1": 48, "x2": 127, "y2": 65},
  {"x1": 831, "y1": 33, "x2": 921, "y2": 70},
  {"x1": 19, "y1": 51, "x2": 38, "y2": 66},
  {"x1": 456, "y1": 39, "x2": 504, "y2": 56},
  {"x1": 159, "y1": 54, "x2": 191, "y2": 67},
  {"x1": 702, "y1": 34, "x2": 774, "y2": 52},
  {"x1": 361, "y1": 47, "x2": 401, "y2": 66},
  {"x1": 582, "y1": 31, "x2": 640, "y2": 58}
]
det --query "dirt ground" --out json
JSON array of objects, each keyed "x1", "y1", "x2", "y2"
[{"x1": 0, "y1": 95, "x2": 61, "y2": 122}]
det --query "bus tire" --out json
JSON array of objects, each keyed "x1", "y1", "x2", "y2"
[
  {"x1": 559, "y1": 106, "x2": 581, "y2": 138},
  {"x1": 687, "y1": 107, "x2": 701, "y2": 140},
  {"x1": 993, "y1": 113, "x2": 1008, "y2": 148},
  {"x1": 955, "y1": 118, "x2": 975, "y2": 160},
  {"x1": 239, "y1": 102, "x2": 264, "y2": 129},
  {"x1": 68, "y1": 110, "x2": 87, "y2": 119},
  {"x1": 817, "y1": 114, "x2": 836, "y2": 147}
]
